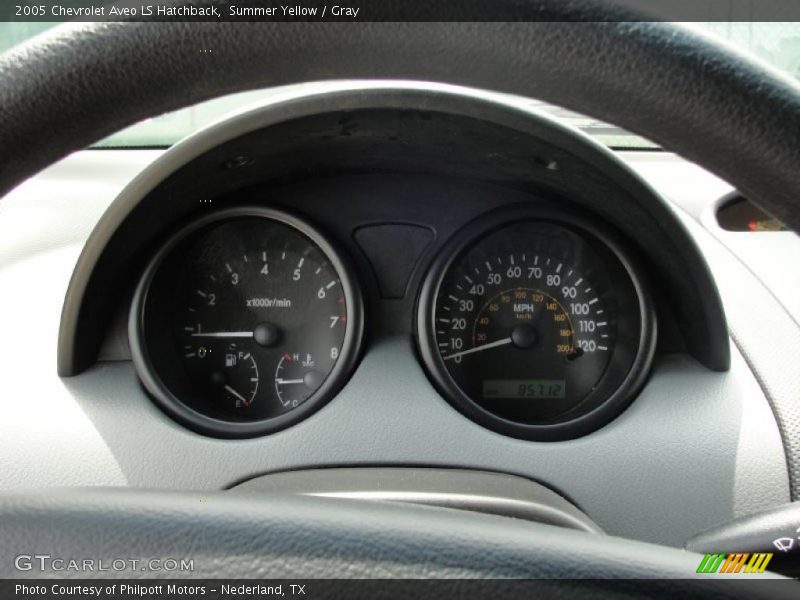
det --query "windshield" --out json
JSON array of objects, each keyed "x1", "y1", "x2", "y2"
[{"x1": 1, "y1": 21, "x2": 799, "y2": 149}]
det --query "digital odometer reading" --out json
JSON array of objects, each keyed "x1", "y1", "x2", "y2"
[{"x1": 483, "y1": 379, "x2": 566, "y2": 399}]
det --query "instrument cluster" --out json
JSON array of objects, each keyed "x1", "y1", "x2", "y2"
[{"x1": 130, "y1": 203, "x2": 655, "y2": 439}]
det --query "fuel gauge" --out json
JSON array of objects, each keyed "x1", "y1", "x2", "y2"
[{"x1": 203, "y1": 345, "x2": 259, "y2": 410}]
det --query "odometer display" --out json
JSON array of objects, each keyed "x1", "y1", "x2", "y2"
[
  {"x1": 417, "y1": 206, "x2": 655, "y2": 440},
  {"x1": 483, "y1": 379, "x2": 566, "y2": 400}
]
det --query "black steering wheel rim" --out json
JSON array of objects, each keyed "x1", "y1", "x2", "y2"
[
  {"x1": 1, "y1": 8, "x2": 799, "y2": 231},
  {"x1": 0, "y1": 487, "x2": 786, "y2": 588}
]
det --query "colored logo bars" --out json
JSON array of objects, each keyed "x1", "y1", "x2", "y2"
[{"x1": 696, "y1": 553, "x2": 773, "y2": 574}]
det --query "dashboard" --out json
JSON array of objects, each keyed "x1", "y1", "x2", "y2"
[{"x1": 0, "y1": 82, "x2": 795, "y2": 550}]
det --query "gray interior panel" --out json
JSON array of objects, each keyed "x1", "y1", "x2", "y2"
[
  {"x1": 230, "y1": 467, "x2": 603, "y2": 533},
  {"x1": 0, "y1": 133, "x2": 793, "y2": 549}
]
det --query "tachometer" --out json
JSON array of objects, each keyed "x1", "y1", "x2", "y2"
[
  {"x1": 417, "y1": 205, "x2": 655, "y2": 440},
  {"x1": 130, "y1": 207, "x2": 364, "y2": 437}
]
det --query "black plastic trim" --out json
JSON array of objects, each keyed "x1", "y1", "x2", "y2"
[{"x1": 58, "y1": 86, "x2": 729, "y2": 377}]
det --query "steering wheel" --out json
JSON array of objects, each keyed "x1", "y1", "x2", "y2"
[{"x1": 0, "y1": 0, "x2": 798, "y2": 586}]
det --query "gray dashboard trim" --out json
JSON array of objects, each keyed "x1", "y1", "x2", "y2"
[
  {"x1": 685, "y1": 214, "x2": 800, "y2": 501},
  {"x1": 230, "y1": 467, "x2": 603, "y2": 534},
  {"x1": 50, "y1": 338, "x2": 787, "y2": 547},
  {"x1": 0, "y1": 147, "x2": 790, "y2": 547}
]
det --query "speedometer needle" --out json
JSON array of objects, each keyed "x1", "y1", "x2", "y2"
[
  {"x1": 443, "y1": 337, "x2": 513, "y2": 361},
  {"x1": 224, "y1": 384, "x2": 251, "y2": 407},
  {"x1": 191, "y1": 331, "x2": 254, "y2": 338}
]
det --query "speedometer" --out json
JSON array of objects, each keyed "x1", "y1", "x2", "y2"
[{"x1": 416, "y1": 205, "x2": 656, "y2": 440}]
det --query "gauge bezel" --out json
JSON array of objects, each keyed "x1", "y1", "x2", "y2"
[
  {"x1": 129, "y1": 206, "x2": 365, "y2": 438},
  {"x1": 416, "y1": 203, "x2": 656, "y2": 441}
]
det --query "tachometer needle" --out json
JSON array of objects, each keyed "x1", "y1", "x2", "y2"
[
  {"x1": 224, "y1": 384, "x2": 251, "y2": 406},
  {"x1": 191, "y1": 331, "x2": 254, "y2": 338},
  {"x1": 443, "y1": 337, "x2": 513, "y2": 361},
  {"x1": 275, "y1": 378, "x2": 305, "y2": 385}
]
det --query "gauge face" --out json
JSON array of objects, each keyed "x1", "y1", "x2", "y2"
[
  {"x1": 417, "y1": 206, "x2": 655, "y2": 440},
  {"x1": 130, "y1": 208, "x2": 364, "y2": 437}
]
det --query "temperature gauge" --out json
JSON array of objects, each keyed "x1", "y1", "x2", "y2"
[{"x1": 274, "y1": 352, "x2": 327, "y2": 409}]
